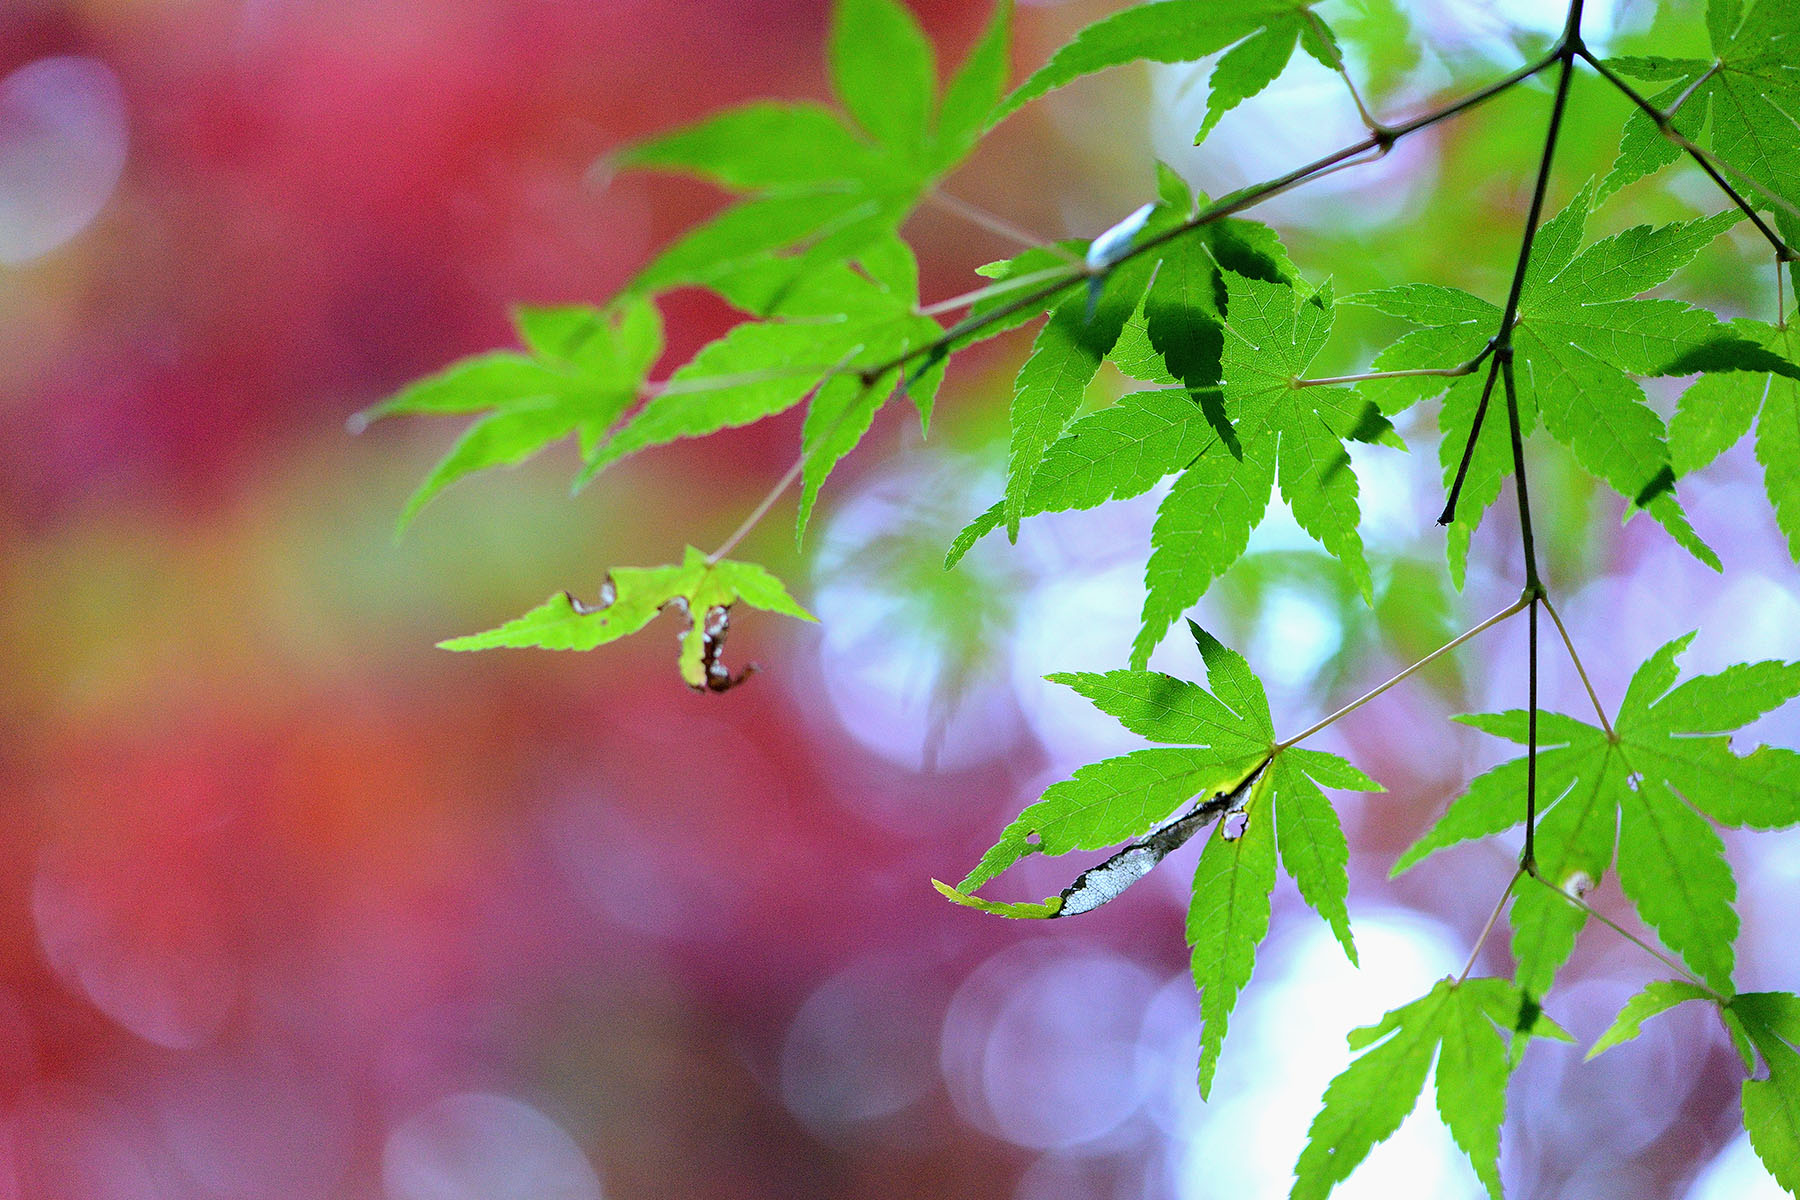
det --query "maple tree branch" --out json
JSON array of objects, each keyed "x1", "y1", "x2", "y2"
[
  {"x1": 1577, "y1": 49, "x2": 1798, "y2": 261},
  {"x1": 704, "y1": 42, "x2": 1565, "y2": 578},
  {"x1": 1440, "y1": 37, "x2": 1579, "y2": 527},
  {"x1": 864, "y1": 45, "x2": 1561, "y2": 384}
]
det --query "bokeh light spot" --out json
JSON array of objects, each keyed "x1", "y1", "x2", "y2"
[
  {"x1": 382, "y1": 1092, "x2": 602, "y2": 1200},
  {"x1": 0, "y1": 57, "x2": 127, "y2": 265}
]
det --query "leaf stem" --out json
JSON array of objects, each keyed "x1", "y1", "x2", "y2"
[
  {"x1": 1541, "y1": 593, "x2": 1615, "y2": 738},
  {"x1": 1525, "y1": 868, "x2": 1721, "y2": 998},
  {"x1": 706, "y1": 457, "x2": 806, "y2": 566},
  {"x1": 925, "y1": 189, "x2": 1080, "y2": 262},
  {"x1": 1296, "y1": 357, "x2": 1483, "y2": 388},
  {"x1": 1576, "y1": 48, "x2": 1798, "y2": 259},
  {"x1": 1663, "y1": 60, "x2": 1719, "y2": 120},
  {"x1": 1276, "y1": 594, "x2": 1529, "y2": 750},
  {"x1": 704, "y1": 360, "x2": 878, "y2": 565},
  {"x1": 917, "y1": 264, "x2": 1078, "y2": 317},
  {"x1": 1304, "y1": 8, "x2": 1384, "y2": 135},
  {"x1": 1458, "y1": 866, "x2": 1525, "y2": 983}
]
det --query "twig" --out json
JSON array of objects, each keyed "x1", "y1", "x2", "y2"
[
  {"x1": 707, "y1": 456, "x2": 807, "y2": 565},
  {"x1": 1276, "y1": 594, "x2": 1530, "y2": 750},
  {"x1": 1541, "y1": 594, "x2": 1615, "y2": 738},
  {"x1": 1442, "y1": 34, "x2": 1580, "y2": 527}
]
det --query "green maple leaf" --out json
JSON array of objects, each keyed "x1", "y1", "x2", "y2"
[
  {"x1": 1586, "y1": 979, "x2": 1717, "y2": 1059},
  {"x1": 1134, "y1": 272, "x2": 1398, "y2": 666},
  {"x1": 439, "y1": 545, "x2": 814, "y2": 690},
  {"x1": 1397, "y1": 633, "x2": 1800, "y2": 996},
  {"x1": 938, "y1": 625, "x2": 1378, "y2": 1094},
  {"x1": 991, "y1": 0, "x2": 1341, "y2": 145},
  {"x1": 1737, "y1": 991, "x2": 1800, "y2": 1194},
  {"x1": 1670, "y1": 319, "x2": 1800, "y2": 563},
  {"x1": 1348, "y1": 193, "x2": 1800, "y2": 585},
  {"x1": 1588, "y1": 984, "x2": 1800, "y2": 1191},
  {"x1": 579, "y1": 240, "x2": 942, "y2": 540},
  {"x1": 1600, "y1": 0, "x2": 1800, "y2": 223},
  {"x1": 952, "y1": 204, "x2": 1298, "y2": 562},
  {"x1": 357, "y1": 298, "x2": 663, "y2": 532},
  {"x1": 1293, "y1": 978, "x2": 1571, "y2": 1200},
  {"x1": 611, "y1": 0, "x2": 1012, "y2": 307}
]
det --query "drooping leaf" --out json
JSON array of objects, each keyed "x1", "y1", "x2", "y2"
[
  {"x1": 439, "y1": 546, "x2": 814, "y2": 691},
  {"x1": 1134, "y1": 273, "x2": 1396, "y2": 664},
  {"x1": 957, "y1": 748, "x2": 1266, "y2": 892}
]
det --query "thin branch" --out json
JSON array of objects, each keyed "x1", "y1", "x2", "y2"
[
  {"x1": 1439, "y1": 355, "x2": 1504, "y2": 526},
  {"x1": 1541, "y1": 593, "x2": 1615, "y2": 738},
  {"x1": 1501, "y1": 352, "x2": 1544, "y2": 869},
  {"x1": 1526, "y1": 869, "x2": 1723, "y2": 999},
  {"x1": 1458, "y1": 866, "x2": 1525, "y2": 983},
  {"x1": 925, "y1": 190, "x2": 1080, "y2": 263},
  {"x1": 1577, "y1": 49, "x2": 1798, "y2": 259},
  {"x1": 704, "y1": 45, "x2": 1562, "y2": 567},
  {"x1": 1277, "y1": 594, "x2": 1530, "y2": 750},
  {"x1": 1442, "y1": 39, "x2": 1580, "y2": 526},
  {"x1": 863, "y1": 44, "x2": 1561, "y2": 387}
]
